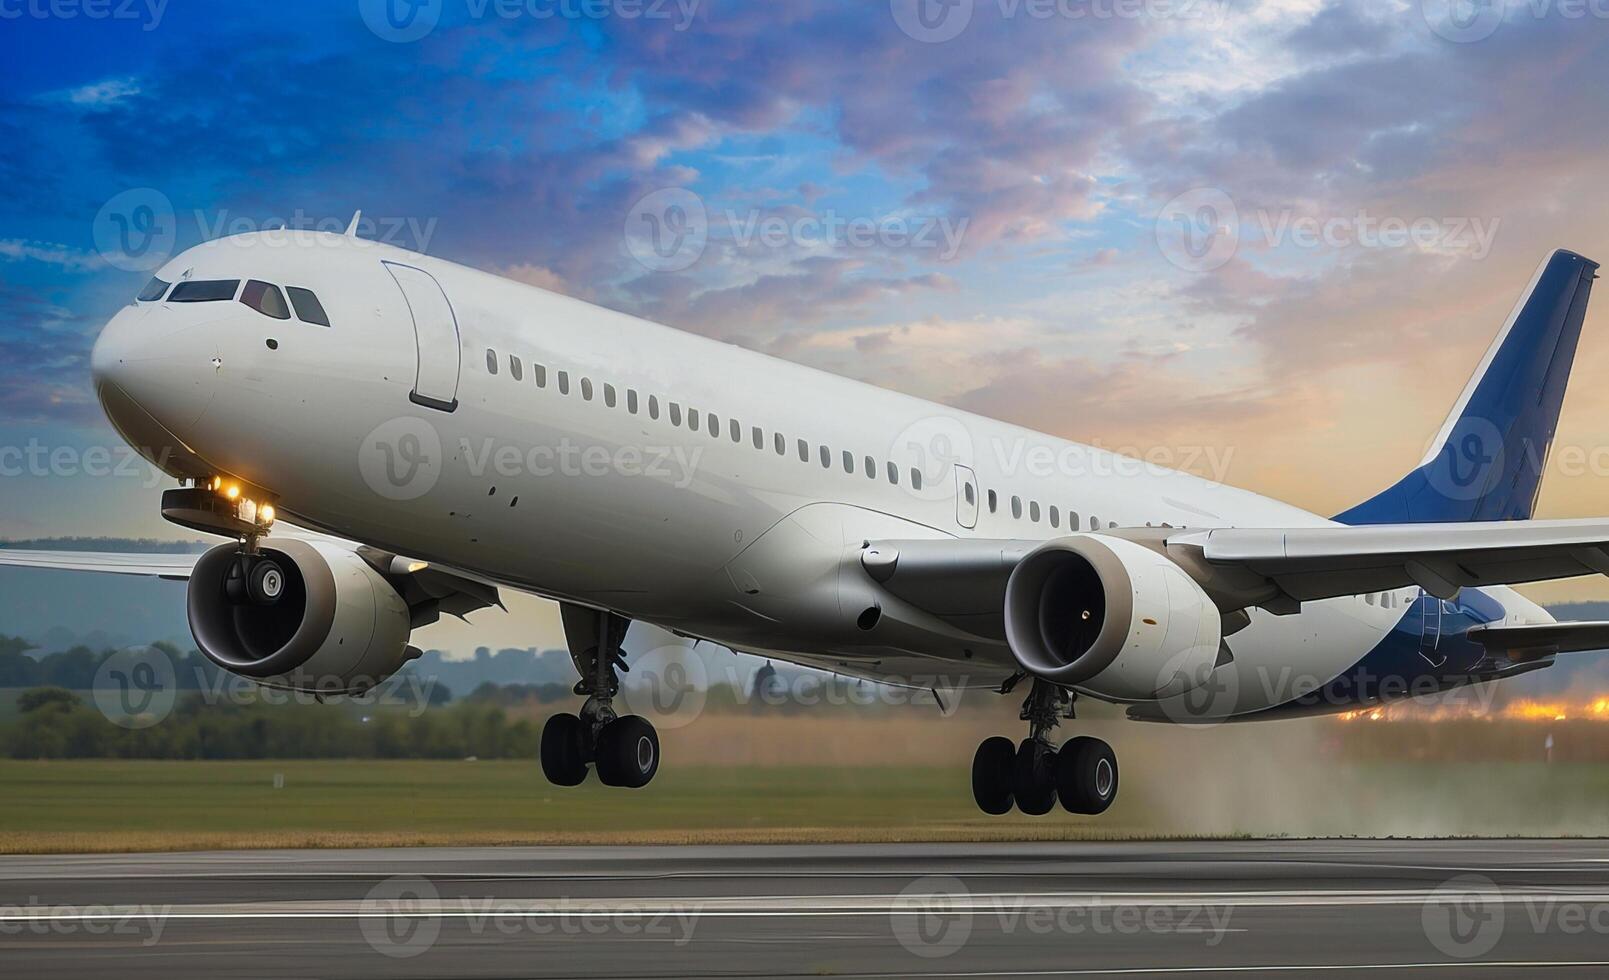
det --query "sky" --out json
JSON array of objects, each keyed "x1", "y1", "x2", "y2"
[{"x1": 4, "y1": 0, "x2": 1609, "y2": 650}]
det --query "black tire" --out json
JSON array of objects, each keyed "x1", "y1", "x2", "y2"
[
  {"x1": 540, "y1": 713, "x2": 589, "y2": 787},
  {"x1": 596, "y1": 715, "x2": 659, "y2": 789},
  {"x1": 1011, "y1": 739, "x2": 1056, "y2": 815},
  {"x1": 1057, "y1": 736, "x2": 1119, "y2": 815},
  {"x1": 970, "y1": 736, "x2": 1016, "y2": 815},
  {"x1": 247, "y1": 557, "x2": 286, "y2": 605}
]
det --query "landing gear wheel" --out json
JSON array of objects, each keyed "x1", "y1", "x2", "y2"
[
  {"x1": 540, "y1": 713, "x2": 589, "y2": 787},
  {"x1": 595, "y1": 715, "x2": 659, "y2": 789},
  {"x1": 971, "y1": 736, "x2": 1016, "y2": 815},
  {"x1": 1011, "y1": 739, "x2": 1057, "y2": 815},
  {"x1": 247, "y1": 558, "x2": 286, "y2": 606},
  {"x1": 1057, "y1": 736, "x2": 1118, "y2": 815}
]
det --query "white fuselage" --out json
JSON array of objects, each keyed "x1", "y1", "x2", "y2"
[{"x1": 88, "y1": 231, "x2": 1550, "y2": 715}]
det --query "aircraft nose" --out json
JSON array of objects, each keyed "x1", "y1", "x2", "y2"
[{"x1": 91, "y1": 304, "x2": 218, "y2": 434}]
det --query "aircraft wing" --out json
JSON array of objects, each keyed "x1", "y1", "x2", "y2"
[
  {"x1": 1172, "y1": 518, "x2": 1609, "y2": 603},
  {"x1": 0, "y1": 540, "x2": 501, "y2": 621},
  {"x1": 0, "y1": 549, "x2": 200, "y2": 579},
  {"x1": 863, "y1": 518, "x2": 1609, "y2": 631},
  {"x1": 1468, "y1": 621, "x2": 1609, "y2": 656}
]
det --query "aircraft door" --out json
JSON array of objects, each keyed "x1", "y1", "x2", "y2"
[
  {"x1": 955, "y1": 464, "x2": 979, "y2": 529},
  {"x1": 383, "y1": 261, "x2": 461, "y2": 412}
]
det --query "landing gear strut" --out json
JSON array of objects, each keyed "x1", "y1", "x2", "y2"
[
  {"x1": 971, "y1": 678, "x2": 1119, "y2": 816},
  {"x1": 540, "y1": 605, "x2": 660, "y2": 789}
]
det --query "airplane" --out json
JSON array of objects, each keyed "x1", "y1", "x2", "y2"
[{"x1": 3, "y1": 227, "x2": 1607, "y2": 818}]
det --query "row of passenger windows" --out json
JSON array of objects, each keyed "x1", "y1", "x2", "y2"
[
  {"x1": 485, "y1": 347, "x2": 1132, "y2": 531},
  {"x1": 135, "y1": 276, "x2": 331, "y2": 327},
  {"x1": 486, "y1": 347, "x2": 928, "y2": 490}
]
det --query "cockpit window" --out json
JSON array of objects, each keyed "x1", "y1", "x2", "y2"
[
  {"x1": 136, "y1": 277, "x2": 170, "y2": 302},
  {"x1": 285, "y1": 287, "x2": 330, "y2": 327},
  {"x1": 169, "y1": 279, "x2": 241, "y2": 303},
  {"x1": 240, "y1": 280, "x2": 291, "y2": 320}
]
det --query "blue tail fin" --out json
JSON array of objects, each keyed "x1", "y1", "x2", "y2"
[{"x1": 1335, "y1": 249, "x2": 1598, "y2": 525}]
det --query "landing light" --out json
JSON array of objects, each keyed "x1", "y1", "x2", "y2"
[
  {"x1": 225, "y1": 484, "x2": 241, "y2": 500},
  {"x1": 260, "y1": 504, "x2": 276, "y2": 523}
]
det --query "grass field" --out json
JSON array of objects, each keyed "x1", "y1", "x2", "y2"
[{"x1": 4, "y1": 750, "x2": 1609, "y2": 853}]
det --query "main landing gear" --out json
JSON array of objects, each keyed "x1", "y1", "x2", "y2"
[
  {"x1": 540, "y1": 605, "x2": 661, "y2": 789},
  {"x1": 971, "y1": 678, "x2": 1119, "y2": 816}
]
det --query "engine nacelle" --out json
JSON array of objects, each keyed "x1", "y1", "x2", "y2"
[
  {"x1": 187, "y1": 539, "x2": 416, "y2": 694},
  {"x1": 1003, "y1": 534, "x2": 1222, "y2": 701}
]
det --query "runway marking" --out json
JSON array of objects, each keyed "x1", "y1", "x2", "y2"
[
  {"x1": 5, "y1": 887, "x2": 1609, "y2": 921},
  {"x1": 825, "y1": 965, "x2": 1609, "y2": 977}
]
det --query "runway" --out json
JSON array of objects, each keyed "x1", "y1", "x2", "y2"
[{"x1": 4, "y1": 840, "x2": 1609, "y2": 978}]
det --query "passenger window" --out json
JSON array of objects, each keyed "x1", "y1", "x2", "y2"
[
  {"x1": 864, "y1": 456, "x2": 876, "y2": 479},
  {"x1": 1030, "y1": 501, "x2": 1041, "y2": 523},
  {"x1": 240, "y1": 280, "x2": 291, "y2": 319},
  {"x1": 775, "y1": 433, "x2": 786, "y2": 455},
  {"x1": 988, "y1": 490, "x2": 998, "y2": 513},
  {"x1": 1089, "y1": 516, "x2": 1099, "y2": 531},
  {"x1": 534, "y1": 364, "x2": 547, "y2": 388},
  {"x1": 843, "y1": 450, "x2": 854, "y2": 473},
  {"x1": 604, "y1": 384, "x2": 616, "y2": 408},
  {"x1": 911, "y1": 468, "x2": 922, "y2": 490},
  {"x1": 648, "y1": 395, "x2": 660, "y2": 420},
  {"x1": 509, "y1": 355, "x2": 523, "y2": 381},
  {"x1": 799, "y1": 439, "x2": 809, "y2": 462},
  {"x1": 1109, "y1": 521, "x2": 1118, "y2": 529},
  {"x1": 627, "y1": 389, "x2": 638, "y2": 414},
  {"x1": 754, "y1": 427, "x2": 764, "y2": 450},
  {"x1": 820, "y1": 446, "x2": 831, "y2": 468},
  {"x1": 1365, "y1": 593, "x2": 1376, "y2": 606},
  {"x1": 730, "y1": 419, "x2": 741, "y2": 443},
  {"x1": 687, "y1": 407, "x2": 699, "y2": 429},
  {"x1": 137, "y1": 276, "x2": 170, "y2": 302},
  {"x1": 670, "y1": 403, "x2": 682, "y2": 426},
  {"x1": 964, "y1": 483, "x2": 975, "y2": 505},
  {"x1": 169, "y1": 279, "x2": 240, "y2": 302},
  {"x1": 581, "y1": 378, "x2": 593, "y2": 401},
  {"x1": 707, "y1": 412, "x2": 719, "y2": 437},
  {"x1": 1012, "y1": 496, "x2": 1023, "y2": 519},
  {"x1": 558, "y1": 371, "x2": 570, "y2": 395},
  {"x1": 486, "y1": 349, "x2": 499, "y2": 375},
  {"x1": 1050, "y1": 506, "x2": 1060, "y2": 528},
  {"x1": 1069, "y1": 511, "x2": 1078, "y2": 529},
  {"x1": 887, "y1": 461, "x2": 898, "y2": 485},
  {"x1": 285, "y1": 287, "x2": 330, "y2": 326}
]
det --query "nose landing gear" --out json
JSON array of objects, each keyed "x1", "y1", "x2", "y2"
[
  {"x1": 540, "y1": 605, "x2": 661, "y2": 789},
  {"x1": 971, "y1": 678, "x2": 1119, "y2": 816}
]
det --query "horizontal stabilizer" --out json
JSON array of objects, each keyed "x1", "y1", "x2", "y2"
[{"x1": 1468, "y1": 620, "x2": 1609, "y2": 656}]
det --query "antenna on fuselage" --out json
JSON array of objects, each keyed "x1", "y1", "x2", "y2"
[{"x1": 344, "y1": 210, "x2": 362, "y2": 238}]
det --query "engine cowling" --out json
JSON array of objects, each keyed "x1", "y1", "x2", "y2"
[
  {"x1": 1003, "y1": 534, "x2": 1222, "y2": 701},
  {"x1": 187, "y1": 539, "x2": 417, "y2": 694}
]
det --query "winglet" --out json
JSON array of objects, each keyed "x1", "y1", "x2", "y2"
[
  {"x1": 345, "y1": 210, "x2": 362, "y2": 238},
  {"x1": 1336, "y1": 249, "x2": 1598, "y2": 524}
]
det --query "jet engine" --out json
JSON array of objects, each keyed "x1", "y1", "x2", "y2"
[
  {"x1": 186, "y1": 539, "x2": 417, "y2": 694},
  {"x1": 1003, "y1": 534, "x2": 1222, "y2": 701}
]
